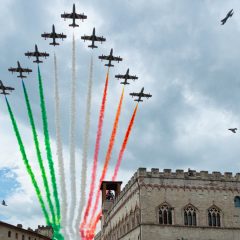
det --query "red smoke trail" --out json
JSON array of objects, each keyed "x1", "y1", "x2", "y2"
[
  {"x1": 84, "y1": 104, "x2": 138, "y2": 239},
  {"x1": 81, "y1": 68, "x2": 110, "y2": 236},
  {"x1": 89, "y1": 87, "x2": 125, "y2": 225},
  {"x1": 112, "y1": 104, "x2": 138, "y2": 181}
]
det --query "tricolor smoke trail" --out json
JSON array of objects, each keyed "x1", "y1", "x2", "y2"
[
  {"x1": 5, "y1": 96, "x2": 50, "y2": 224},
  {"x1": 81, "y1": 68, "x2": 110, "y2": 235},
  {"x1": 54, "y1": 54, "x2": 68, "y2": 239},
  {"x1": 89, "y1": 87, "x2": 125, "y2": 224},
  {"x1": 22, "y1": 80, "x2": 56, "y2": 225},
  {"x1": 86, "y1": 104, "x2": 138, "y2": 238},
  {"x1": 69, "y1": 33, "x2": 77, "y2": 238},
  {"x1": 112, "y1": 104, "x2": 138, "y2": 181},
  {"x1": 75, "y1": 54, "x2": 94, "y2": 238},
  {"x1": 38, "y1": 67, "x2": 62, "y2": 238}
]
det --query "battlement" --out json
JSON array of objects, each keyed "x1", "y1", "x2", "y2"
[
  {"x1": 136, "y1": 168, "x2": 240, "y2": 181},
  {"x1": 111, "y1": 168, "x2": 240, "y2": 207}
]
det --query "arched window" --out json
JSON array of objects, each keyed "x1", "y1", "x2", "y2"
[
  {"x1": 8, "y1": 231, "x2": 11, "y2": 237},
  {"x1": 184, "y1": 205, "x2": 197, "y2": 226},
  {"x1": 208, "y1": 206, "x2": 221, "y2": 227},
  {"x1": 234, "y1": 196, "x2": 240, "y2": 208},
  {"x1": 16, "y1": 233, "x2": 18, "y2": 239},
  {"x1": 159, "y1": 203, "x2": 173, "y2": 225}
]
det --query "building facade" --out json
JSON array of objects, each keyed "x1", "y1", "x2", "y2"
[
  {"x1": 96, "y1": 168, "x2": 240, "y2": 240},
  {"x1": 0, "y1": 221, "x2": 52, "y2": 240}
]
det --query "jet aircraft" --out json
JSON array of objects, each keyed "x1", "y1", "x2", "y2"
[
  {"x1": 129, "y1": 87, "x2": 152, "y2": 102},
  {"x1": 99, "y1": 48, "x2": 122, "y2": 67},
  {"x1": 228, "y1": 128, "x2": 237, "y2": 133},
  {"x1": 81, "y1": 27, "x2": 106, "y2": 48},
  {"x1": 0, "y1": 80, "x2": 14, "y2": 95},
  {"x1": 221, "y1": 9, "x2": 234, "y2": 25},
  {"x1": 2, "y1": 200, "x2": 7, "y2": 206},
  {"x1": 41, "y1": 25, "x2": 67, "y2": 46},
  {"x1": 8, "y1": 61, "x2": 32, "y2": 79},
  {"x1": 61, "y1": 3, "x2": 87, "y2": 27},
  {"x1": 115, "y1": 68, "x2": 138, "y2": 85},
  {"x1": 25, "y1": 45, "x2": 49, "y2": 63}
]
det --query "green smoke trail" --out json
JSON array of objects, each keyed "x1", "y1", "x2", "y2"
[
  {"x1": 37, "y1": 67, "x2": 63, "y2": 240},
  {"x1": 5, "y1": 96, "x2": 50, "y2": 225},
  {"x1": 22, "y1": 80, "x2": 56, "y2": 226}
]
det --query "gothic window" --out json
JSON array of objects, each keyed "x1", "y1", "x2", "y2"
[
  {"x1": 184, "y1": 205, "x2": 197, "y2": 226},
  {"x1": 132, "y1": 216, "x2": 135, "y2": 228},
  {"x1": 208, "y1": 206, "x2": 221, "y2": 227},
  {"x1": 159, "y1": 203, "x2": 173, "y2": 225},
  {"x1": 234, "y1": 196, "x2": 240, "y2": 208}
]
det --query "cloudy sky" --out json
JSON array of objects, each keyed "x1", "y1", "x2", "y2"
[{"x1": 1, "y1": 0, "x2": 240, "y2": 232}]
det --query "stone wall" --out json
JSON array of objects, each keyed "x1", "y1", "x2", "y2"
[{"x1": 98, "y1": 168, "x2": 240, "y2": 240}]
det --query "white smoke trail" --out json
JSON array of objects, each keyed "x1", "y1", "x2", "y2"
[
  {"x1": 75, "y1": 54, "x2": 94, "y2": 239},
  {"x1": 54, "y1": 53, "x2": 69, "y2": 239},
  {"x1": 68, "y1": 33, "x2": 77, "y2": 238}
]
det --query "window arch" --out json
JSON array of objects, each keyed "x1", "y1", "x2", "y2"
[
  {"x1": 159, "y1": 203, "x2": 173, "y2": 225},
  {"x1": 234, "y1": 196, "x2": 240, "y2": 208},
  {"x1": 208, "y1": 206, "x2": 221, "y2": 227},
  {"x1": 184, "y1": 204, "x2": 197, "y2": 226}
]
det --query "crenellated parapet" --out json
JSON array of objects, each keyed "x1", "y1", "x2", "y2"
[{"x1": 136, "y1": 168, "x2": 240, "y2": 181}]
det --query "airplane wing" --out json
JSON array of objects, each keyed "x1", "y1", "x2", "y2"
[
  {"x1": 128, "y1": 76, "x2": 138, "y2": 80},
  {"x1": 115, "y1": 74, "x2": 124, "y2": 79},
  {"x1": 130, "y1": 92, "x2": 140, "y2": 97},
  {"x1": 81, "y1": 35, "x2": 92, "y2": 41},
  {"x1": 38, "y1": 52, "x2": 50, "y2": 57},
  {"x1": 25, "y1": 52, "x2": 36, "y2": 57},
  {"x1": 112, "y1": 56, "x2": 123, "y2": 62},
  {"x1": 61, "y1": 13, "x2": 73, "y2": 19},
  {"x1": 5, "y1": 86, "x2": 14, "y2": 91},
  {"x1": 99, "y1": 55, "x2": 109, "y2": 60},
  {"x1": 8, "y1": 67, "x2": 18, "y2": 72},
  {"x1": 55, "y1": 33, "x2": 67, "y2": 39},
  {"x1": 41, "y1": 33, "x2": 52, "y2": 38},
  {"x1": 75, "y1": 13, "x2": 87, "y2": 19},
  {"x1": 22, "y1": 69, "x2": 32, "y2": 73},
  {"x1": 95, "y1": 36, "x2": 106, "y2": 42},
  {"x1": 142, "y1": 93, "x2": 152, "y2": 98}
]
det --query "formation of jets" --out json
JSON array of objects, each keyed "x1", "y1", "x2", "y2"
[
  {"x1": 41, "y1": 25, "x2": 67, "y2": 46},
  {"x1": 0, "y1": 80, "x2": 14, "y2": 95},
  {"x1": 81, "y1": 28, "x2": 106, "y2": 49},
  {"x1": 99, "y1": 48, "x2": 123, "y2": 67},
  {"x1": 25, "y1": 44, "x2": 49, "y2": 64},
  {"x1": 221, "y1": 9, "x2": 234, "y2": 25},
  {"x1": 115, "y1": 68, "x2": 138, "y2": 85},
  {"x1": 8, "y1": 61, "x2": 32, "y2": 79},
  {"x1": 2, "y1": 200, "x2": 7, "y2": 206},
  {"x1": 1, "y1": 3, "x2": 152, "y2": 104},
  {"x1": 130, "y1": 87, "x2": 152, "y2": 102},
  {"x1": 61, "y1": 3, "x2": 87, "y2": 28}
]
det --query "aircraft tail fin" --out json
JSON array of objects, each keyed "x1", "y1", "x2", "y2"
[
  {"x1": 50, "y1": 42, "x2": 59, "y2": 46},
  {"x1": 88, "y1": 44, "x2": 97, "y2": 49},
  {"x1": 105, "y1": 63, "x2": 114, "y2": 67},
  {"x1": 69, "y1": 23, "x2": 79, "y2": 27}
]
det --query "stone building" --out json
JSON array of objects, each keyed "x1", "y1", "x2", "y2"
[
  {"x1": 0, "y1": 221, "x2": 52, "y2": 240},
  {"x1": 95, "y1": 168, "x2": 240, "y2": 240}
]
